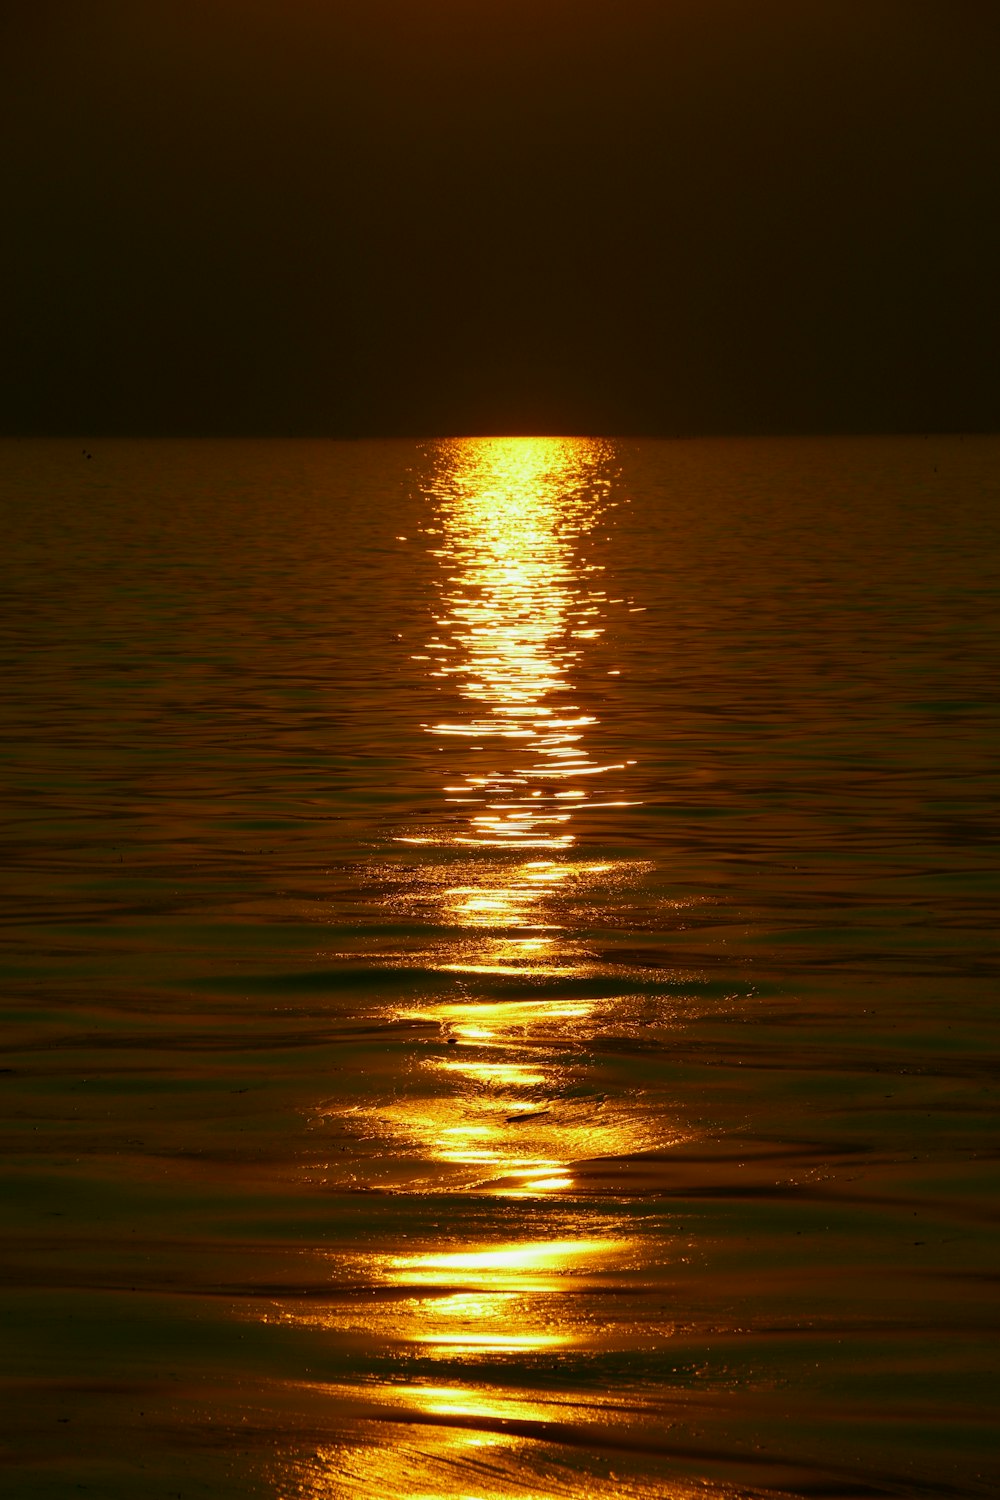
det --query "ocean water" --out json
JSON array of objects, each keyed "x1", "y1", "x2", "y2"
[{"x1": 0, "y1": 435, "x2": 997, "y2": 1500}]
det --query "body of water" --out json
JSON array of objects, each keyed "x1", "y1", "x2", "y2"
[{"x1": 1, "y1": 436, "x2": 998, "y2": 1499}]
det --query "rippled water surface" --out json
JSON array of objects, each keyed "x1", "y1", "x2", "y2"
[{"x1": 1, "y1": 436, "x2": 998, "y2": 1499}]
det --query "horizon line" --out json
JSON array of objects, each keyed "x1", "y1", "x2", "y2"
[{"x1": 2, "y1": 429, "x2": 998, "y2": 443}]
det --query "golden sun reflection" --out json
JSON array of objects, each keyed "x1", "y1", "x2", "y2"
[
  {"x1": 275, "y1": 1235, "x2": 634, "y2": 1384},
  {"x1": 388, "y1": 1237, "x2": 625, "y2": 1280},
  {"x1": 359, "y1": 438, "x2": 662, "y2": 1198},
  {"x1": 277, "y1": 444, "x2": 703, "y2": 1499},
  {"x1": 273, "y1": 1221, "x2": 697, "y2": 1500},
  {"x1": 415, "y1": 437, "x2": 623, "y2": 858}
]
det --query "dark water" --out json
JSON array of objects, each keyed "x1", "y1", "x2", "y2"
[{"x1": 1, "y1": 436, "x2": 998, "y2": 1500}]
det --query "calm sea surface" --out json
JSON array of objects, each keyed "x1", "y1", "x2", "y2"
[{"x1": 1, "y1": 436, "x2": 998, "y2": 1500}]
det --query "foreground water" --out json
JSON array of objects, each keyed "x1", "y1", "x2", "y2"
[{"x1": 1, "y1": 436, "x2": 998, "y2": 1499}]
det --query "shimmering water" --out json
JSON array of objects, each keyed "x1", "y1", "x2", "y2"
[{"x1": 1, "y1": 436, "x2": 998, "y2": 1499}]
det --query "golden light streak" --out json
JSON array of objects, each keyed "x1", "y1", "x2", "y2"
[{"x1": 357, "y1": 439, "x2": 658, "y2": 1199}]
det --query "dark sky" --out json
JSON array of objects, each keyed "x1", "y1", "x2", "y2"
[{"x1": 3, "y1": 1, "x2": 999, "y2": 436}]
